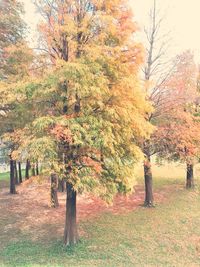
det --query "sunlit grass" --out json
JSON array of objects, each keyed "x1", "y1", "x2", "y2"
[
  {"x1": 1, "y1": 164, "x2": 200, "y2": 266},
  {"x1": 135, "y1": 161, "x2": 200, "y2": 189},
  {"x1": 1, "y1": 189, "x2": 200, "y2": 266},
  {"x1": 0, "y1": 170, "x2": 26, "y2": 181}
]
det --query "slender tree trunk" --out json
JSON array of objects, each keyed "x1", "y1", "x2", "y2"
[
  {"x1": 144, "y1": 154, "x2": 154, "y2": 207},
  {"x1": 10, "y1": 158, "x2": 16, "y2": 194},
  {"x1": 18, "y1": 162, "x2": 22, "y2": 183},
  {"x1": 50, "y1": 173, "x2": 59, "y2": 208},
  {"x1": 31, "y1": 164, "x2": 36, "y2": 177},
  {"x1": 186, "y1": 163, "x2": 194, "y2": 189},
  {"x1": 36, "y1": 161, "x2": 39, "y2": 176},
  {"x1": 58, "y1": 178, "x2": 65, "y2": 192},
  {"x1": 25, "y1": 159, "x2": 30, "y2": 179},
  {"x1": 14, "y1": 161, "x2": 19, "y2": 185},
  {"x1": 64, "y1": 182, "x2": 78, "y2": 246}
]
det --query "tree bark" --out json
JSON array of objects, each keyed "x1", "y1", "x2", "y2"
[
  {"x1": 18, "y1": 162, "x2": 22, "y2": 183},
  {"x1": 64, "y1": 182, "x2": 78, "y2": 246},
  {"x1": 63, "y1": 39, "x2": 80, "y2": 246},
  {"x1": 25, "y1": 159, "x2": 30, "y2": 179},
  {"x1": 50, "y1": 173, "x2": 59, "y2": 208},
  {"x1": 36, "y1": 161, "x2": 39, "y2": 175},
  {"x1": 58, "y1": 178, "x2": 65, "y2": 192},
  {"x1": 14, "y1": 161, "x2": 19, "y2": 185},
  {"x1": 10, "y1": 158, "x2": 16, "y2": 194},
  {"x1": 31, "y1": 164, "x2": 36, "y2": 177},
  {"x1": 186, "y1": 163, "x2": 194, "y2": 189},
  {"x1": 144, "y1": 154, "x2": 154, "y2": 207}
]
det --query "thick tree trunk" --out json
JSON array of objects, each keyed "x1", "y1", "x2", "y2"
[
  {"x1": 58, "y1": 178, "x2": 65, "y2": 192},
  {"x1": 144, "y1": 155, "x2": 154, "y2": 207},
  {"x1": 25, "y1": 159, "x2": 30, "y2": 179},
  {"x1": 18, "y1": 162, "x2": 22, "y2": 183},
  {"x1": 50, "y1": 174, "x2": 59, "y2": 208},
  {"x1": 10, "y1": 158, "x2": 16, "y2": 194},
  {"x1": 14, "y1": 161, "x2": 19, "y2": 185},
  {"x1": 186, "y1": 163, "x2": 194, "y2": 189},
  {"x1": 64, "y1": 183, "x2": 78, "y2": 246},
  {"x1": 36, "y1": 161, "x2": 39, "y2": 176}
]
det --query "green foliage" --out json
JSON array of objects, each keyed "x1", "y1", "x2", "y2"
[
  {"x1": 12, "y1": 57, "x2": 151, "y2": 200},
  {"x1": 1, "y1": 0, "x2": 153, "y2": 202},
  {"x1": 0, "y1": 0, "x2": 26, "y2": 79}
]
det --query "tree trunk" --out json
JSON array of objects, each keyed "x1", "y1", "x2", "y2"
[
  {"x1": 14, "y1": 161, "x2": 19, "y2": 185},
  {"x1": 186, "y1": 163, "x2": 194, "y2": 189},
  {"x1": 58, "y1": 178, "x2": 65, "y2": 192},
  {"x1": 18, "y1": 162, "x2": 22, "y2": 183},
  {"x1": 25, "y1": 159, "x2": 30, "y2": 179},
  {"x1": 10, "y1": 158, "x2": 16, "y2": 194},
  {"x1": 144, "y1": 154, "x2": 154, "y2": 207},
  {"x1": 50, "y1": 173, "x2": 59, "y2": 208},
  {"x1": 31, "y1": 165, "x2": 36, "y2": 177},
  {"x1": 36, "y1": 161, "x2": 39, "y2": 175},
  {"x1": 64, "y1": 183, "x2": 78, "y2": 246}
]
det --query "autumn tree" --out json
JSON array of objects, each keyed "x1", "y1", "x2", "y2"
[
  {"x1": 0, "y1": 0, "x2": 26, "y2": 79},
  {"x1": 155, "y1": 51, "x2": 199, "y2": 189},
  {"x1": 10, "y1": 0, "x2": 153, "y2": 246},
  {"x1": 0, "y1": 40, "x2": 36, "y2": 192},
  {"x1": 141, "y1": 0, "x2": 185, "y2": 206},
  {"x1": 157, "y1": 109, "x2": 200, "y2": 188},
  {"x1": 0, "y1": 0, "x2": 31, "y2": 193}
]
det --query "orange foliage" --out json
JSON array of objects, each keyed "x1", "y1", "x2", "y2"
[{"x1": 51, "y1": 124, "x2": 73, "y2": 143}]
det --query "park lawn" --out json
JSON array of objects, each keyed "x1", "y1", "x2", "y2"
[
  {"x1": 0, "y1": 170, "x2": 26, "y2": 181},
  {"x1": 0, "y1": 170, "x2": 26, "y2": 189},
  {"x1": 0, "y1": 171, "x2": 10, "y2": 181},
  {"x1": 0, "y1": 164, "x2": 200, "y2": 266}
]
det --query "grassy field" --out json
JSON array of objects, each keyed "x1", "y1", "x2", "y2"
[
  {"x1": 0, "y1": 170, "x2": 26, "y2": 180},
  {"x1": 0, "y1": 163, "x2": 200, "y2": 266},
  {"x1": 0, "y1": 170, "x2": 26, "y2": 189},
  {"x1": 0, "y1": 171, "x2": 10, "y2": 181}
]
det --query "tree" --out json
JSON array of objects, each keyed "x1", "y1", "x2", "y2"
[
  {"x1": 9, "y1": 153, "x2": 16, "y2": 194},
  {"x1": 50, "y1": 173, "x2": 59, "y2": 208},
  {"x1": 141, "y1": 0, "x2": 188, "y2": 206},
  {"x1": 0, "y1": 0, "x2": 36, "y2": 193},
  {"x1": 0, "y1": 0, "x2": 26, "y2": 79},
  {"x1": 157, "y1": 109, "x2": 200, "y2": 189},
  {"x1": 18, "y1": 161, "x2": 22, "y2": 183},
  {"x1": 155, "y1": 51, "x2": 200, "y2": 189},
  {"x1": 10, "y1": 0, "x2": 153, "y2": 246}
]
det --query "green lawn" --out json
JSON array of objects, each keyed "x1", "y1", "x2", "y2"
[
  {"x1": 1, "y1": 164, "x2": 200, "y2": 266},
  {"x1": 0, "y1": 170, "x2": 26, "y2": 189},
  {"x1": 0, "y1": 170, "x2": 26, "y2": 181},
  {"x1": 0, "y1": 171, "x2": 10, "y2": 181}
]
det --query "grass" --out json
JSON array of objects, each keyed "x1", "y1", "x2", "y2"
[
  {"x1": 0, "y1": 170, "x2": 26, "y2": 181},
  {"x1": 1, "y1": 164, "x2": 200, "y2": 266},
  {"x1": 0, "y1": 171, "x2": 10, "y2": 181},
  {"x1": 136, "y1": 161, "x2": 200, "y2": 189},
  {"x1": 0, "y1": 169, "x2": 26, "y2": 189}
]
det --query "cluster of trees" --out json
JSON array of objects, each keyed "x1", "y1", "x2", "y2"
[{"x1": 0, "y1": 0, "x2": 200, "y2": 246}]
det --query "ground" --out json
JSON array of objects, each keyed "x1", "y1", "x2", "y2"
[{"x1": 0, "y1": 163, "x2": 200, "y2": 266}]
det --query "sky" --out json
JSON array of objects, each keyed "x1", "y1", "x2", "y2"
[
  {"x1": 132, "y1": 0, "x2": 200, "y2": 62},
  {"x1": 22, "y1": 0, "x2": 200, "y2": 63}
]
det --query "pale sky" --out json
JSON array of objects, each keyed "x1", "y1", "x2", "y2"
[{"x1": 22, "y1": 0, "x2": 200, "y2": 62}]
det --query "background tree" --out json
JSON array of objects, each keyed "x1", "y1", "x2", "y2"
[
  {"x1": 141, "y1": 0, "x2": 190, "y2": 206},
  {"x1": 155, "y1": 51, "x2": 200, "y2": 189},
  {"x1": 0, "y1": 0, "x2": 33, "y2": 193},
  {"x1": 0, "y1": 0, "x2": 26, "y2": 79}
]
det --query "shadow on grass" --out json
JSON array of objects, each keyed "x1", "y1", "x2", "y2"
[
  {"x1": 0, "y1": 235, "x2": 114, "y2": 267},
  {"x1": 1, "y1": 188, "x2": 200, "y2": 267}
]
